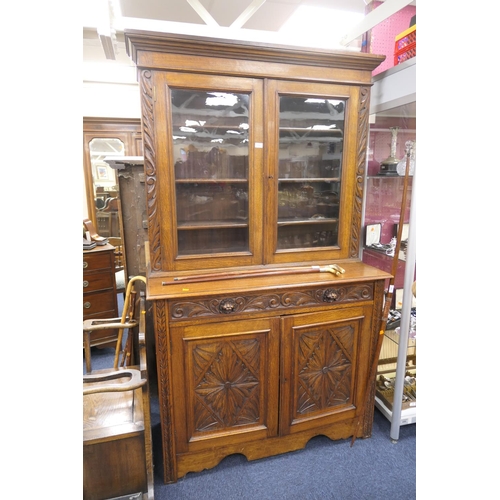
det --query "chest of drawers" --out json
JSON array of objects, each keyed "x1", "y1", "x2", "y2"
[{"x1": 83, "y1": 244, "x2": 119, "y2": 349}]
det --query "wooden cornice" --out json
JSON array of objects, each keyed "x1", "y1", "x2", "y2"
[{"x1": 125, "y1": 30, "x2": 385, "y2": 72}]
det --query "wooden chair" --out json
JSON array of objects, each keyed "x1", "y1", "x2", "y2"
[{"x1": 83, "y1": 277, "x2": 154, "y2": 500}]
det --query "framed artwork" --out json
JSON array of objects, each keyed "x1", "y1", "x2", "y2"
[
  {"x1": 394, "y1": 223, "x2": 410, "y2": 241},
  {"x1": 96, "y1": 165, "x2": 108, "y2": 180},
  {"x1": 365, "y1": 223, "x2": 381, "y2": 247}
]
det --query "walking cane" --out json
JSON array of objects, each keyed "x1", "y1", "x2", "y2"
[{"x1": 351, "y1": 142, "x2": 413, "y2": 446}]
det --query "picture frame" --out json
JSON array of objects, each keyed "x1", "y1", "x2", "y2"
[
  {"x1": 96, "y1": 165, "x2": 108, "y2": 180},
  {"x1": 365, "y1": 223, "x2": 381, "y2": 247},
  {"x1": 394, "y1": 223, "x2": 410, "y2": 241}
]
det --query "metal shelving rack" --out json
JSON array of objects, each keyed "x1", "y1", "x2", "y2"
[{"x1": 364, "y1": 58, "x2": 416, "y2": 439}]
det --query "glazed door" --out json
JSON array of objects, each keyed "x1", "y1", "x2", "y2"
[
  {"x1": 170, "y1": 317, "x2": 280, "y2": 455},
  {"x1": 264, "y1": 80, "x2": 361, "y2": 264},
  {"x1": 152, "y1": 72, "x2": 264, "y2": 271},
  {"x1": 280, "y1": 306, "x2": 373, "y2": 435}
]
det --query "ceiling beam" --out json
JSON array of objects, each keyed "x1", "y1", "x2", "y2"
[
  {"x1": 186, "y1": 0, "x2": 220, "y2": 27},
  {"x1": 339, "y1": 0, "x2": 414, "y2": 46},
  {"x1": 230, "y1": 0, "x2": 267, "y2": 29},
  {"x1": 96, "y1": 0, "x2": 117, "y2": 59}
]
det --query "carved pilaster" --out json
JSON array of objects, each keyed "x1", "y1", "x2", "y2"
[
  {"x1": 154, "y1": 300, "x2": 177, "y2": 483},
  {"x1": 362, "y1": 279, "x2": 386, "y2": 437},
  {"x1": 139, "y1": 69, "x2": 162, "y2": 272},
  {"x1": 350, "y1": 86, "x2": 370, "y2": 258}
]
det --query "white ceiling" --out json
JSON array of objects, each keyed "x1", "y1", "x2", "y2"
[
  {"x1": 83, "y1": 0, "x2": 368, "y2": 34},
  {"x1": 83, "y1": 0, "x2": 415, "y2": 86}
]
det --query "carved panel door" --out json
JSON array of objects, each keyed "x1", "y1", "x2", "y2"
[
  {"x1": 280, "y1": 306, "x2": 373, "y2": 435},
  {"x1": 170, "y1": 317, "x2": 280, "y2": 454}
]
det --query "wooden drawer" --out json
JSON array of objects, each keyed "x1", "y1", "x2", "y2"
[
  {"x1": 83, "y1": 290, "x2": 117, "y2": 317},
  {"x1": 83, "y1": 271, "x2": 114, "y2": 293},
  {"x1": 83, "y1": 251, "x2": 114, "y2": 272}
]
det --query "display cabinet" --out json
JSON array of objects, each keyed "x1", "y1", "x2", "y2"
[
  {"x1": 361, "y1": 58, "x2": 416, "y2": 437},
  {"x1": 125, "y1": 30, "x2": 390, "y2": 483}
]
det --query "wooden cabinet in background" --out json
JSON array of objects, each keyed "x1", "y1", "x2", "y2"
[
  {"x1": 125, "y1": 30, "x2": 389, "y2": 484},
  {"x1": 83, "y1": 117, "x2": 143, "y2": 286},
  {"x1": 83, "y1": 244, "x2": 119, "y2": 349}
]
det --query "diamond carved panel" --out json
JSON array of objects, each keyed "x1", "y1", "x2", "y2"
[
  {"x1": 296, "y1": 325, "x2": 354, "y2": 415},
  {"x1": 191, "y1": 338, "x2": 262, "y2": 433}
]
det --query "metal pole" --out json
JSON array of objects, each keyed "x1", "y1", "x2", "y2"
[{"x1": 390, "y1": 155, "x2": 417, "y2": 442}]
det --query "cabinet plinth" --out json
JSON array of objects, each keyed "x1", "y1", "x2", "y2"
[{"x1": 125, "y1": 30, "x2": 388, "y2": 483}]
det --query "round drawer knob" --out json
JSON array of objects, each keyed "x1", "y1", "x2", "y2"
[
  {"x1": 219, "y1": 298, "x2": 236, "y2": 314},
  {"x1": 84, "y1": 301, "x2": 91, "y2": 309},
  {"x1": 83, "y1": 280, "x2": 89, "y2": 288},
  {"x1": 83, "y1": 261, "x2": 89, "y2": 269},
  {"x1": 323, "y1": 289, "x2": 339, "y2": 302}
]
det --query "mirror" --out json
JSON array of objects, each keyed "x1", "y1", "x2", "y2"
[
  {"x1": 87, "y1": 137, "x2": 127, "y2": 288},
  {"x1": 89, "y1": 138, "x2": 124, "y2": 239}
]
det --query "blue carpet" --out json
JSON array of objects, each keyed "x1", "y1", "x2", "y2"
[{"x1": 149, "y1": 399, "x2": 415, "y2": 500}]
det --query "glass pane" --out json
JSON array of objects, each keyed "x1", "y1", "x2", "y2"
[
  {"x1": 178, "y1": 227, "x2": 248, "y2": 255},
  {"x1": 170, "y1": 89, "x2": 250, "y2": 256},
  {"x1": 89, "y1": 138, "x2": 124, "y2": 238},
  {"x1": 277, "y1": 96, "x2": 345, "y2": 250}
]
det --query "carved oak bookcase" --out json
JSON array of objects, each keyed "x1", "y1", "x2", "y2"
[{"x1": 125, "y1": 30, "x2": 389, "y2": 483}]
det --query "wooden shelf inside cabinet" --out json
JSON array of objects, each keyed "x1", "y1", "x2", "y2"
[
  {"x1": 178, "y1": 221, "x2": 249, "y2": 229},
  {"x1": 278, "y1": 218, "x2": 338, "y2": 226},
  {"x1": 278, "y1": 178, "x2": 341, "y2": 183},
  {"x1": 175, "y1": 179, "x2": 248, "y2": 183}
]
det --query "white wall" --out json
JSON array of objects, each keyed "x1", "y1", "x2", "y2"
[
  {"x1": 83, "y1": 82, "x2": 141, "y2": 119},
  {"x1": 82, "y1": 82, "x2": 140, "y2": 219}
]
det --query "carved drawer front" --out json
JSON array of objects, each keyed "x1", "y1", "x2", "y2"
[
  {"x1": 171, "y1": 317, "x2": 280, "y2": 453},
  {"x1": 83, "y1": 290, "x2": 117, "y2": 317},
  {"x1": 169, "y1": 283, "x2": 374, "y2": 321},
  {"x1": 83, "y1": 271, "x2": 114, "y2": 293},
  {"x1": 83, "y1": 251, "x2": 113, "y2": 272},
  {"x1": 280, "y1": 306, "x2": 370, "y2": 435}
]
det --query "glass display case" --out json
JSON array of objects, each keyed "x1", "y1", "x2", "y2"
[{"x1": 146, "y1": 67, "x2": 372, "y2": 273}]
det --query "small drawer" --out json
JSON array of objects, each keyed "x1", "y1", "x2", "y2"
[
  {"x1": 83, "y1": 251, "x2": 114, "y2": 272},
  {"x1": 83, "y1": 290, "x2": 117, "y2": 317},
  {"x1": 83, "y1": 272, "x2": 114, "y2": 292}
]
